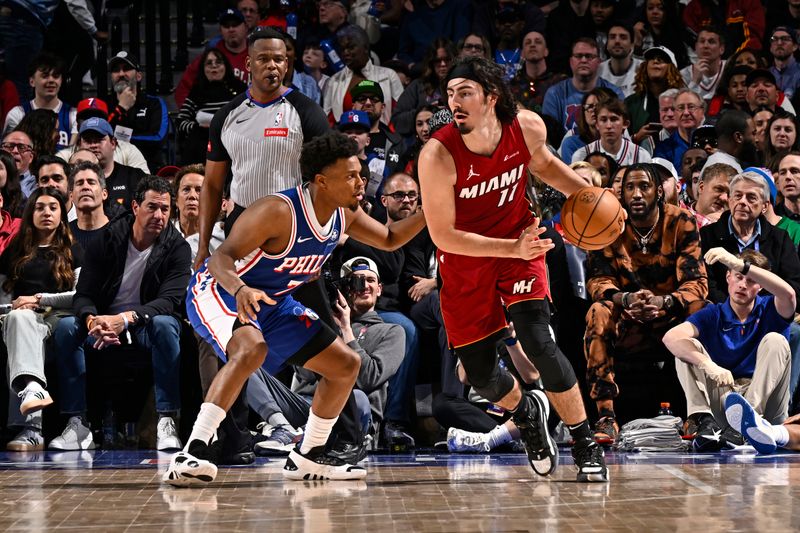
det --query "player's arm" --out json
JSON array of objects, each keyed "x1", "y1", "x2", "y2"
[
  {"x1": 343, "y1": 206, "x2": 426, "y2": 251},
  {"x1": 519, "y1": 110, "x2": 587, "y2": 197},
  {"x1": 207, "y1": 198, "x2": 287, "y2": 321},
  {"x1": 196, "y1": 159, "x2": 229, "y2": 270},
  {"x1": 417, "y1": 139, "x2": 552, "y2": 259}
]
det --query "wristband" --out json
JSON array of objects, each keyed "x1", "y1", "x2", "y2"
[
  {"x1": 503, "y1": 337, "x2": 518, "y2": 347},
  {"x1": 740, "y1": 261, "x2": 751, "y2": 276},
  {"x1": 120, "y1": 313, "x2": 128, "y2": 330},
  {"x1": 233, "y1": 284, "x2": 247, "y2": 298}
]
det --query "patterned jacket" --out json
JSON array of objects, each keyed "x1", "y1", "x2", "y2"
[{"x1": 586, "y1": 203, "x2": 708, "y2": 318}]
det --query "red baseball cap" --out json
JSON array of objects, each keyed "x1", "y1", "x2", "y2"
[{"x1": 77, "y1": 98, "x2": 109, "y2": 119}]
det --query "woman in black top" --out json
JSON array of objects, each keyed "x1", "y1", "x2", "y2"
[{"x1": 1, "y1": 187, "x2": 83, "y2": 451}]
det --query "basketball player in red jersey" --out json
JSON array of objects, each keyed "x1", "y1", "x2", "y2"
[{"x1": 418, "y1": 56, "x2": 608, "y2": 482}]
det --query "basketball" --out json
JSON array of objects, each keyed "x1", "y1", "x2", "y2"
[{"x1": 560, "y1": 186, "x2": 625, "y2": 251}]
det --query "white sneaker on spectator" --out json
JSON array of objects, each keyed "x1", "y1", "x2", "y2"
[
  {"x1": 255, "y1": 424, "x2": 303, "y2": 455},
  {"x1": 49, "y1": 416, "x2": 96, "y2": 450},
  {"x1": 18, "y1": 384, "x2": 53, "y2": 416},
  {"x1": 7, "y1": 427, "x2": 44, "y2": 451},
  {"x1": 156, "y1": 417, "x2": 182, "y2": 451},
  {"x1": 447, "y1": 427, "x2": 490, "y2": 453}
]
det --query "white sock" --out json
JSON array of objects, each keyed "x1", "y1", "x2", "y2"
[
  {"x1": 185, "y1": 402, "x2": 226, "y2": 450},
  {"x1": 487, "y1": 424, "x2": 513, "y2": 450},
  {"x1": 268, "y1": 412, "x2": 291, "y2": 428},
  {"x1": 773, "y1": 424, "x2": 790, "y2": 447},
  {"x1": 299, "y1": 409, "x2": 337, "y2": 454}
]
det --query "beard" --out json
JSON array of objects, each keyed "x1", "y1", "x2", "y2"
[
  {"x1": 456, "y1": 122, "x2": 473, "y2": 134},
  {"x1": 739, "y1": 140, "x2": 761, "y2": 168}
]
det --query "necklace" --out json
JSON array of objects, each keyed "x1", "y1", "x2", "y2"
[{"x1": 630, "y1": 211, "x2": 660, "y2": 254}]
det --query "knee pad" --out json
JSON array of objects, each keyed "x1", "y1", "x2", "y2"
[
  {"x1": 508, "y1": 300, "x2": 577, "y2": 393},
  {"x1": 454, "y1": 335, "x2": 515, "y2": 403}
]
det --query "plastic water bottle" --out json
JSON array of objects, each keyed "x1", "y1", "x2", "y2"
[
  {"x1": 286, "y1": 12, "x2": 297, "y2": 39},
  {"x1": 658, "y1": 402, "x2": 673, "y2": 417},
  {"x1": 320, "y1": 39, "x2": 345, "y2": 72},
  {"x1": 368, "y1": 0, "x2": 384, "y2": 17},
  {"x1": 102, "y1": 407, "x2": 117, "y2": 449}
]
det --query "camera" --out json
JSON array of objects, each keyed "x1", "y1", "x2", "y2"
[{"x1": 322, "y1": 268, "x2": 367, "y2": 304}]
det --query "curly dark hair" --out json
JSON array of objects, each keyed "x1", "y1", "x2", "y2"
[
  {"x1": 300, "y1": 132, "x2": 359, "y2": 183},
  {"x1": 442, "y1": 56, "x2": 518, "y2": 125},
  {"x1": 3, "y1": 186, "x2": 74, "y2": 294},
  {"x1": 0, "y1": 151, "x2": 23, "y2": 217},
  {"x1": 191, "y1": 48, "x2": 245, "y2": 97},
  {"x1": 16, "y1": 109, "x2": 59, "y2": 156},
  {"x1": 620, "y1": 163, "x2": 663, "y2": 212}
]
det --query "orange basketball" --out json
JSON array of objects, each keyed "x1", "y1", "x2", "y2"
[{"x1": 560, "y1": 186, "x2": 625, "y2": 251}]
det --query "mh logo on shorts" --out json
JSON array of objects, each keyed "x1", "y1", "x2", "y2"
[
  {"x1": 293, "y1": 306, "x2": 320, "y2": 328},
  {"x1": 512, "y1": 277, "x2": 537, "y2": 295}
]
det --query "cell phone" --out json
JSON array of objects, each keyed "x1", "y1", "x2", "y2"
[{"x1": 648, "y1": 122, "x2": 663, "y2": 130}]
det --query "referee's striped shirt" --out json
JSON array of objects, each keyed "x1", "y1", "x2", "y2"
[{"x1": 208, "y1": 87, "x2": 329, "y2": 207}]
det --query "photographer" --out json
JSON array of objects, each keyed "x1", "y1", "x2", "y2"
[{"x1": 247, "y1": 257, "x2": 405, "y2": 456}]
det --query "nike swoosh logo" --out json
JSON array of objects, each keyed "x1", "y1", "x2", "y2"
[
  {"x1": 235, "y1": 117, "x2": 251, "y2": 124},
  {"x1": 297, "y1": 236, "x2": 314, "y2": 243}
]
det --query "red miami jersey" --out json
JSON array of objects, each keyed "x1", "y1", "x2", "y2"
[{"x1": 432, "y1": 118, "x2": 534, "y2": 239}]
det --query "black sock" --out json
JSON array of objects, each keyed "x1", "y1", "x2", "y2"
[
  {"x1": 567, "y1": 420, "x2": 593, "y2": 443},
  {"x1": 598, "y1": 408, "x2": 615, "y2": 420},
  {"x1": 511, "y1": 393, "x2": 530, "y2": 418}
]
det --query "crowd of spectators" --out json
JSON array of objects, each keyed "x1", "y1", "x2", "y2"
[{"x1": 0, "y1": 0, "x2": 799, "y2": 456}]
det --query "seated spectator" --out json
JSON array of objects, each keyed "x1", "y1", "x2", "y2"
[
  {"x1": 323, "y1": 25, "x2": 404, "y2": 125},
  {"x1": 301, "y1": 41, "x2": 330, "y2": 95},
  {"x1": 558, "y1": 88, "x2": 618, "y2": 165},
  {"x1": 491, "y1": 4, "x2": 526, "y2": 82},
  {"x1": 769, "y1": 27, "x2": 800, "y2": 101},
  {"x1": 77, "y1": 117, "x2": 145, "y2": 212},
  {"x1": 654, "y1": 88, "x2": 705, "y2": 170},
  {"x1": 632, "y1": 0, "x2": 691, "y2": 69},
  {"x1": 0, "y1": 150, "x2": 25, "y2": 217},
  {"x1": 175, "y1": 9, "x2": 249, "y2": 108},
  {"x1": 679, "y1": 25, "x2": 727, "y2": 101},
  {"x1": 248, "y1": 257, "x2": 404, "y2": 455},
  {"x1": 753, "y1": 106, "x2": 774, "y2": 155},
  {"x1": 683, "y1": 0, "x2": 764, "y2": 54},
  {"x1": 2, "y1": 52, "x2": 76, "y2": 149},
  {"x1": 16, "y1": 109, "x2": 59, "y2": 158},
  {"x1": 510, "y1": 31, "x2": 567, "y2": 115},
  {"x1": 664, "y1": 248, "x2": 792, "y2": 451},
  {"x1": 687, "y1": 162, "x2": 737, "y2": 228},
  {"x1": 106, "y1": 52, "x2": 168, "y2": 171},
  {"x1": 284, "y1": 34, "x2": 322, "y2": 105},
  {"x1": 571, "y1": 161, "x2": 603, "y2": 188},
  {"x1": 749, "y1": 166, "x2": 800, "y2": 246},
  {"x1": 396, "y1": 0, "x2": 472, "y2": 67},
  {"x1": 680, "y1": 145, "x2": 709, "y2": 203},
  {"x1": 542, "y1": 38, "x2": 625, "y2": 135},
  {"x1": 626, "y1": 47, "x2": 685, "y2": 147},
  {"x1": 571, "y1": 99, "x2": 651, "y2": 165},
  {"x1": 705, "y1": 109, "x2": 757, "y2": 171},
  {"x1": 1, "y1": 130, "x2": 36, "y2": 198},
  {"x1": 392, "y1": 39, "x2": 455, "y2": 138},
  {"x1": 68, "y1": 161, "x2": 109, "y2": 251},
  {"x1": 764, "y1": 111, "x2": 800, "y2": 164},
  {"x1": 746, "y1": 68, "x2": 796, "y2": 115},
  {"x1": 776, "y1": 151, "x2": 800, "y2": 222},
  {"x1": 56, "y1": 98, "x2": 151, "y2": 174},
  {"x1": 729, "y1": 47, "x2": 767, "y2": 70},
  {"x1": 351, "y1": 80, "x2": 406, "y2": 180},
  {"x1": 598, "y1": 24, "x2": 643, "y2": 98},
  {"x1": 50, "y1": 176, "x2": 191, "y2": 451},
  {"x1": 396, "y1": 105, "x2": 436, "y2": 180},
  {"x1": 457, "y1": 33, "x2": 491, "y2": 60},
  {"x1": 584, "y1": 163, "x2": 708, "y2": 440},
  {"x1": 176, "y1": 49, "x2": 246, "y2": 165},
  {"x1": 707, "y1": 65, "x2": 753, "y2": 118},
  {"x1": 33, "y1": 155, "x2": 74, "y2": 221},
  {"x1": 584, "y1": 152, "x2": 617, "y2": 186},
  {"x1": 1, "y1": 187, "x2": 82, "y2": 451}
]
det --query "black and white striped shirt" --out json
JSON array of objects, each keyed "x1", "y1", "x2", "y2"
[{"x1": 207, "y1": 88, "x2": 329, "y2": 207}]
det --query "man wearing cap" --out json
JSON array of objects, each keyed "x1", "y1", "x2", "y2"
[
  {"x1": 350, "y1": 80, "x2": 405, "y2": 179},
  {"x1": 55, "y1": 98, "x2": 150, "y2": 174},
  {"x1": 542, "y1": 37, "x2": 625, "y2": 135},
  {"x1": 597, "y1": 24, "x2": 643, "y2": 98},
  {"x1": 680, "y1": 27, "x2": 726, "y2": 101},
  {"x1": 77, "y1": 117, "x2": 145, "y2": 212},
  {"x1": 175, "y1": 9, "x2": 249, "y2": 108},
  {"x1": 745, "y1": 68, "x2": 796, "y2": 115},
  {"x1": 246, "y1": 255, "x2": 405, "y2": 455},
  {"x1": 769, "y1": 27, "x2": 800, "y2": 100},
  {"x1": 323, "y1": 25, "x2": 404, "y2": 125},
  {"x1": 3, "y1": 52, "x2": 76, "y2": 149},
  {"x1": 337, "y1": 109, "x2": 373, "y2": 184},
  {"x1": 106, "y1": 51, "x2": 168, "y2": 172}
]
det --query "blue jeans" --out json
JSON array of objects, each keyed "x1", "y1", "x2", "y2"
[
  {"x1": 0, "y1": 15, "x2": 43, "y2": 101},
  {"x1": 53, "y1": 315, "x2": 182, "y2": 415},
  {"x1": 789, "y1": 323, "x2": 800, "y2": 401},
  {"x1": 379, "y1": 311, "x2": 420, "y2": 423}
]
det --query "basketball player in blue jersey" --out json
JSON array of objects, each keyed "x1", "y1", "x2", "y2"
[{"x1": 164, "y1": 132, "x2": 425, "y2": 485}]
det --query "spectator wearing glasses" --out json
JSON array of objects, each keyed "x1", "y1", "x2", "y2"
[
  {"x1": 653, "y1": 88, "x2": 706, "y2": 170},
  {"x1": 33, "y1": 155, "x2": 74, "y2": 222},
  {"x1": 457, "y1": 33, "x2": 490, "y2": 60},
  {"x1": 510, "y1": 31, "x2": 567, "y2": 115},
  {"x1": 350, "y1": 81, "x2": 406, "y2": 182},
  {"x1": 392, "y1": 39, "x2": 456, "y2": 139},
  {"x1": 768, "y1": 28, "x2": 800, "y2": 101},
  {"x1": 558, "y1": 87, "x2": 618, "y2": 165},
  {"x1": 542, "y1": 38, "x2": 624, "y2": 135},
  {"x1": 1, "y1": 130, "x2": 36, "y2": 198}
]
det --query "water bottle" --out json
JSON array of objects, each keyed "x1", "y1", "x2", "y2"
[
  {"x1": 368, "y1": 0, "x2": 384, "y2": 17},
  {"x1": 658, "y1": 402, "x2": 673, "y2": 417},
  {"x1": 286, "y1": 12, "x2": 297, "y2": 39},
  {"x1": 320, "y1": 39, "x2": 345, "y2": 72},
  {"x1": 102, "y1": 406, "x2": 117, "y2": 449}
]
